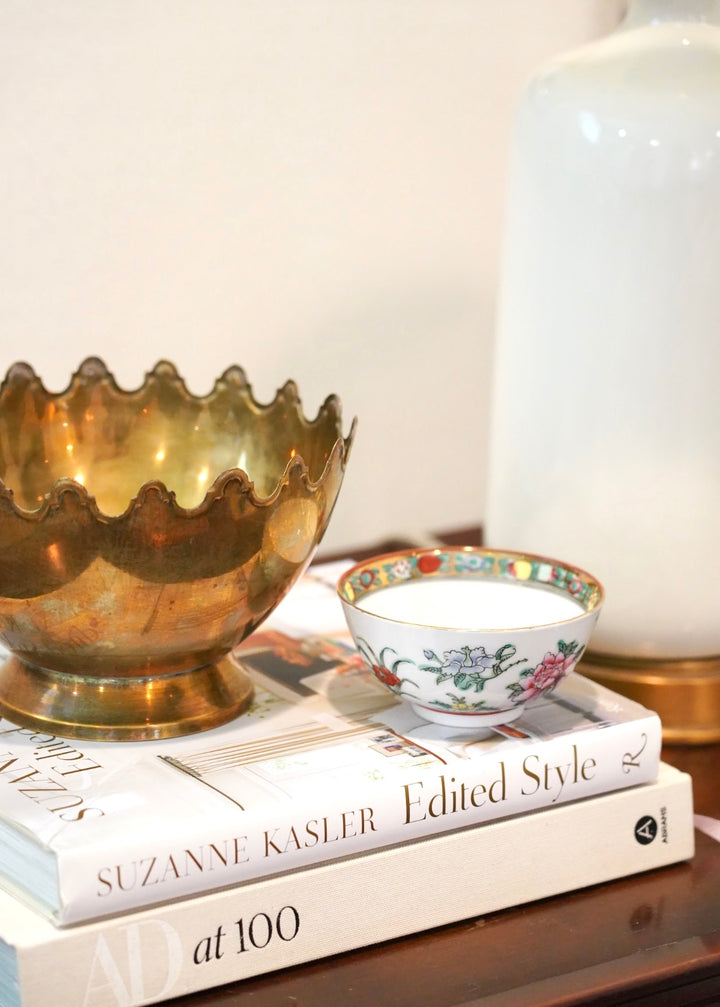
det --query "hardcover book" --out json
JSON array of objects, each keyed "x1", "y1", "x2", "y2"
[
  {"x1": 0, "y1": 763, "x2": 694, "y2": 1007},
  {"x1": 0, "y1": 562, "x2": 662, "y2": 925}
]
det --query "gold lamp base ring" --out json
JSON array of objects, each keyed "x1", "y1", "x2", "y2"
[
  {"x1": 0, "y1": 655, "x2": 254, "y2": 742},
  {"x1": 584, "y1": 651, "x2": 720, "y2": 744}
]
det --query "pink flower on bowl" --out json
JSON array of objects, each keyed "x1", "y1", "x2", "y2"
[{"x1": 513, "y1": 646, "x2": 582, "y2": 703}]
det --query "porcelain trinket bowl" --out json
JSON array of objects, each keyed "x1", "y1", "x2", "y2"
[{"x1": 338, "y1": 546, "x2": 603, "y2": 731}]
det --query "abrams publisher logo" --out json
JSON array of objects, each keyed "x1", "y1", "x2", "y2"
[
  {"x1": 634, "y1": 815, "x2": 658, "y2": 845},
  {"x1": 634, "y1": 806, "x2": 669, "y2": 845}
]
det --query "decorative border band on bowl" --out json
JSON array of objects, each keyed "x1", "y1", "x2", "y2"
[{"x1": 338, "y1": 547, "x2": 603, "y2": 613}]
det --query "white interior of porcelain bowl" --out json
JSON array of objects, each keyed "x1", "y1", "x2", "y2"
[{"x1": 356, "y1": 577, "x2": 586, "y2": 631}]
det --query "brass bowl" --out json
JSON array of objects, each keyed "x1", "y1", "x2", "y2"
[{"x1": 0, "y1": 358, "x2": 355, "y2": 740}]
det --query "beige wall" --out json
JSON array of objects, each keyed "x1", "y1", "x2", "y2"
[{"x1": 0, "y1": 1, "x2": 622, "y2": 552}]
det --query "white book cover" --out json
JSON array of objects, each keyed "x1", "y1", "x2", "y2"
[
  {"x1": 0, "y1": 763, "x2": 694, "y2": 1007},
  {"x1": 0, "y1": 563, "x2": 661, "y2": 925}
]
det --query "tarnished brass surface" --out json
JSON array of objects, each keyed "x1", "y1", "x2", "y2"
[
  {"x1": 0, "y1": 654, "x2": 255, "y2": 741},
  {"x1": 0, "y1": 358, "x2": 355, "y2": 740},
  {"x1": 584, "y1": 650, "x2": 720, "y2": 744}
]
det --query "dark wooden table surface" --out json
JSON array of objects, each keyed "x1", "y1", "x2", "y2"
[{"x1": 169, "y1": 530, "x2": 720, "y2": 1007}]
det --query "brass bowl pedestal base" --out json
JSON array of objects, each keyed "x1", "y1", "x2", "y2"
[
  {"x1": 0, "y1": 654, "x2": 254, "y2": 742},
  {"x1": 584, "y1": 651, "x2": 720, "y2": 744}
]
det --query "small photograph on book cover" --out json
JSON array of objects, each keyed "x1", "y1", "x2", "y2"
[{"x1": 235, "y1": 629, "x2": 394, "y2": 713}]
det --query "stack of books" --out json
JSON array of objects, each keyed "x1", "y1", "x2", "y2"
[{"x1": 0, "y1": 562, "x2": 694, "y2": 1007}]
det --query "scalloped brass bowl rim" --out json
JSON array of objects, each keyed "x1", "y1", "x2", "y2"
[
  {"x1": 0, "y1": 442, "x2": 354, "y2": 523},
  {"x1": 0, "y1": 357, "x2": 356, "y2": 521}
]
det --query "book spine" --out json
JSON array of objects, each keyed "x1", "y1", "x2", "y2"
[
  {"x1": 56, "y1": 711, "x2": 662, "y2": 923},
  {"x1": 13, "y1": 767, "x2": 693, "y2": 1007}
]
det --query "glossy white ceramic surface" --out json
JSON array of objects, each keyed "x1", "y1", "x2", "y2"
[{"x1": 486, "y1": 0, "x2": 720, "y2": 659}]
